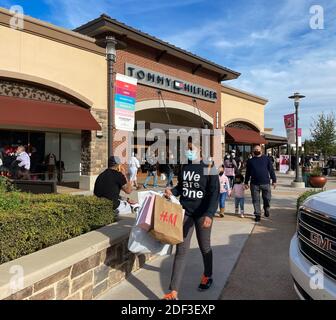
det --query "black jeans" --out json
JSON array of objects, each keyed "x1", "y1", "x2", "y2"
[
  {"x1": 250, "y1": 184, "x2": 271, "y2": 217},
  {"x1": 169, "y1": 214, "x2": 213, "y2": 291}
]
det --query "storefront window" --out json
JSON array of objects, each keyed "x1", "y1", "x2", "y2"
[{"x1": 0, "y1": 129, "x2": 81, "y2": 186}]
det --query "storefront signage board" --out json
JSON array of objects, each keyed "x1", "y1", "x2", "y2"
[
  {"x1": 114, "y1": 74, "x2": 137, "y2": 132},
  {"x1": 125, "y1": 63, "x2": 217, "y2": 102}
]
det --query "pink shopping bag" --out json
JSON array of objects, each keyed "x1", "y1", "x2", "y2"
[
  {"x1": 137, "y1": 194, "x2": 155, "y2": 231},
  {"x1": 135, "y1": 196, "x2": 149, "y2": 225}
]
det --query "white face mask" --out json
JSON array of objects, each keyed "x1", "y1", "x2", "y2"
[{"x1": 185, "y1": 150, "x2": 197, "y2": 161}]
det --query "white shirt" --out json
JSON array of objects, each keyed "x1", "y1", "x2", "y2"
[
  {"x1": 129, "y1": 156, "x2": 140, "y2": 168},
  {"x1": 16, "y1": 151, "x2": 30, "y2": 170}
]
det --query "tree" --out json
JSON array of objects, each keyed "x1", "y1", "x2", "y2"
[
  {"x1": 303, "y1": 139, "x2": 318, "y2": 155},
  {"x1": 310, "y1": 112, "x2": 336, "y2": 161}
]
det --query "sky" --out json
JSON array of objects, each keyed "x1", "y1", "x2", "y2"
[{"x1": 1, "y1": 0, "x2": 336, "y2": 140}]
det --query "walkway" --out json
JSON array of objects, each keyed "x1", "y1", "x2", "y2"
[{"x1": 98, "y1": 173, "x2": 328, "y2": 300}]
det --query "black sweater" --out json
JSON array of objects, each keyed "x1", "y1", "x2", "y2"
[
  {"x1": 244, "y1": 155, "x2": 277, "y2": 185},
  {"x1": 172, "y1": 162, "x2": 219, "y2": 217}
]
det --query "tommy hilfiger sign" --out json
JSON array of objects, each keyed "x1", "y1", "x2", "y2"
[{"x1": 125, "y1": 63, "x2": 217, "y2": 102}]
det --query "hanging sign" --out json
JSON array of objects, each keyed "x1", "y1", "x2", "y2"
[
  {"x1": 298, "y1": 128, "x2": 302, "y2": 147},
  {"x1": 284, "y1": 114, "x2": 295, "y2": 145},
  {"x1": 114, "y1": 74, "x2": 137, "y2": 132}
]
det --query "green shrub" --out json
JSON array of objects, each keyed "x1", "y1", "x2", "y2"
[
  {"x1": 0, "y1": 193, "x2": 116, "y2": 264},
  {"x1": 0, "y1": 176, "x2": 15, "y2": 193},
  {"x1": 297, "y1": 190, "x2": 323, "y2": 212}
]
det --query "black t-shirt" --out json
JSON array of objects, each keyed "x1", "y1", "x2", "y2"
[
  {"x1": 94, "y1": 169, "x2": 127, "y2": 209},
  {"x1": 172, "y1": 161, "x2": 219, "y2": 217}
]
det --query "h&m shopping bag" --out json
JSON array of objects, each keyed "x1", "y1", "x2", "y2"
[
  {"x1": 136, "y1": 194, "x2": 155, "y2": 231},
  {"x1": 128, "y1": 226, "x2": 172, "y2": 256},
  {"x1": 150, "y1": 195, "x2": 184, "y2": 245}
]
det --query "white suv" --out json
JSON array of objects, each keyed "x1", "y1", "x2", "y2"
[{"x1": 290, "y1": 189, "x2": 336, "y2": 300}]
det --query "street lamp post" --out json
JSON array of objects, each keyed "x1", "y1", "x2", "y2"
[
  {"x1": 289, "y1": 92, "x2": 305, "y2": 188},
  {"x1": 106, "y1": 36, "x2": 117, "y2": 160}
]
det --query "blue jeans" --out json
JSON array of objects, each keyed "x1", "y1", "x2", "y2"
[
  {"x1": 166, "y1": 171, "x2": 174, "y2": 187},
  {"x1": 235, "y1": 197, "x2": 244, "y2": 212},
  {"x1": 219, "y1": 192, "x2": 228, "y2": 209},
  {"x1": 143, "y1": 171, "x2": 158, "y2": 187}
]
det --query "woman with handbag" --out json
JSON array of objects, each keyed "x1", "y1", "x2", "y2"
[{"x1": 163, "y1": 143, "x2": 219, "y2": 300}]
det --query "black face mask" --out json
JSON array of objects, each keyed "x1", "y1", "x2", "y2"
[
  {"x1": 254, "y1": 151, "x2": 261, "y2": 156},
  {"x1": 219, "y1": 172, "x2": 224, "y2": 176}
]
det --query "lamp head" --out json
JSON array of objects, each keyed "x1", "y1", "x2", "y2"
[
  {"x1": 289, "y1": 92, "x2": 305, "y2": 103},
  {"x1": 105, "y1": 36, "x2": 118, "y2": 62}
]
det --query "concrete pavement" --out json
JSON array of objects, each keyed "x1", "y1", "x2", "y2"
[
  {"x1": 87, "y1": 172, "x2": 334, "y2": 300},
  {"x1": 220, "y1": 182, "x2": 300, "y2": 300},
  {"x1": 99, "y1": 217, "x2": 254, "y2": 300},
  {"x1": 97, "y1": 174, "x2": 309, "y2": 300}
]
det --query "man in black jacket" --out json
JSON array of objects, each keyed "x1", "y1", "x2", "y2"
[
  {"x1": 244, "y1": 145, "x2": 277, "y2": 222},
  {"x1": 163, "y1": 143, "x2": 219, "y2": 300}
]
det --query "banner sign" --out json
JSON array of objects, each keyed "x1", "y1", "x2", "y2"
[
  {"x1": 279, "y1": 155, "x2": 290, "y2": 173},
  {"x1": 284, "y1": 114, "x2": 295, "y2": 145},
  {"x1": 115, "y1": 74, "x2": 137, "y2": 132},
  {"x1": 298, "y1": 128, "x2": 302, "y2": 147},
  {"x1": 284, "y1": 114, "x2": 295, "y2": 129}
]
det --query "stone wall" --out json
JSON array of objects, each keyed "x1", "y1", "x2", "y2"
[
  {"x1": 0, "y1": 217, "x2": 154, "y2": 300},
  {"x1": 81, "y1": 108, "x2": 108, "y2": 176},
  {"x1": 4, "y1": 240, "x2": 151, "y2": 300}
]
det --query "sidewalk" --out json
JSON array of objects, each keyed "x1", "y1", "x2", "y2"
[
  {"x1": 99, "y1": 215, "x2": 254, "y2": 300},
  {"x1": 220, "y1": 186, "x2": 300, "y2": 300},
  {"x1": 98, "y1": 173, "x2": 319, "y2": 300},
  {"x1": 220, "y1": 174, "x2": 336, "y2": 300}
]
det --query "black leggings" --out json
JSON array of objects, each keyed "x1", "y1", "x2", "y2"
[{"x1": 169, "y1": 214, "x2": 213, "y2": 291}]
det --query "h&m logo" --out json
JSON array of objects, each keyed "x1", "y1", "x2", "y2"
[{"x1": 160, "y1": 211, "x2": 178, "y2": 226}]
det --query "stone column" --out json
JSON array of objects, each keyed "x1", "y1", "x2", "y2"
[{"x1": 80, "y1": 109, "x2": 108, "y2": 190}]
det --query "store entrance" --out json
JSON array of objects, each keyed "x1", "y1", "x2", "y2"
[{"x1": 134, "y1": 106, "x2": 214, "y2": 160}]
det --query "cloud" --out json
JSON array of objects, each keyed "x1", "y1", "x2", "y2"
[{"x1": 42, "y1": 0, "x2": 206, "y2": 28}]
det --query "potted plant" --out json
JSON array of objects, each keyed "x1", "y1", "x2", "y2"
[{"x1": 308, "y1": 167, "x2": 327, "y2": 188}]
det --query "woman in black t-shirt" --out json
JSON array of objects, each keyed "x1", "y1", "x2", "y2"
[{"x1": 162, "y1": 144, "x2": 219, "y2": 300}]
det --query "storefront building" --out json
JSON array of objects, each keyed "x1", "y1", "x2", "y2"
[
  {"x1": 75, "y1": 14, "x2": 241, "y2": 176},
  {"x1": 0, "y1": 8, "x2": 110, "y2": 190},
  {"x1": 1, "y1": 8, "x2": 283, "y2": 191},
  {"x1": 221, "y1": 84, "x2": 269, "y2": 160}
]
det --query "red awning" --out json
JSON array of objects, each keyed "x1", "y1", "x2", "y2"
[
  {"x1": 0, "y1": 95, "x2": 101, "y2": 131},
  {"x1": 225, "y1": 127, "x2": 267, "y2": 145}
]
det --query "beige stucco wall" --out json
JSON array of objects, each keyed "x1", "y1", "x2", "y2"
[
  {"x1": 0, "y1": 25, "x2": 106, "y2": 109},
  {"x1": 221, "y1": 91, "x2": 265, "y2": 131}
]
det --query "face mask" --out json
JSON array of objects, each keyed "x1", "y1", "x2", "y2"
[
  {"x1": 254, "y1": 151, "x2": 261, "y2": 156},
  {"x1": 185, "y1": 150, "x2": 197, "y2": 161},
  {"x1": 219, "y1": 172, "x2": 224, "y2": 176}
]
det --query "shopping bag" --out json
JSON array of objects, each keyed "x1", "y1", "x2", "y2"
[
  {"x1": 128, "y1": 226, "x2": 172, "y2": 256},
  {"x1": 160, "y1": 173, "x2": 166, "y2": 181},
  {"x1": 150, "y1": 195, "x2": 184, "y2": 245},
  {"x1": 135, "y1": 195, "x2": 150, "y2": 225},
  {"x1": 137, "y1": 190, "x2": 161, "y2": 207},
  {"x1": 136, "y1": 194, "x2": 155, "y2": 231}
]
